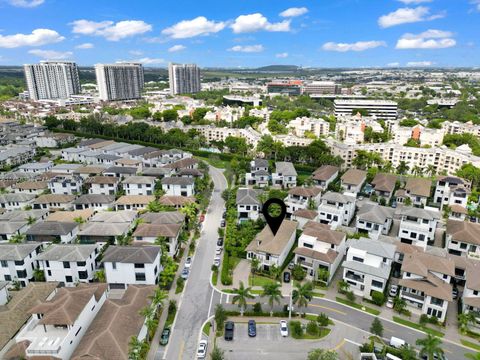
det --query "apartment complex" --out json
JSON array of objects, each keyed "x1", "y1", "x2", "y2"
[
  {"x1": 95, "y1": 63, "x2": 144, "y2": 101},
  {"x1": 334, "y1": 99, "x2": 398, "y2": 120},
  {"x1": 168, "y1": 63, "x2": 201, "y2": 95}
]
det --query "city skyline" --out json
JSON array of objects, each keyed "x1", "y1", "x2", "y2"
[{"x1": 0, "y1": 0, "x2": 479, "y2": 68}]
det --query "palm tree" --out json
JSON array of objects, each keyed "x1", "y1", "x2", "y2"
[
  {"x1": 393, "y1": 297, "x2": 407, "y2": 314},
  {"x1": 149, "y1": 288, "x2": 168, "y2": 310},
  {"x1": 232, "y1": 281, "x2": 254, "y2": 316},
  {"x1": 412, "y1": 165, "x2": 423, "y2": 177},
  {"x1": 261, "y1": 283, "x2": 283, "y2": 316},
  {"x1": 73, "y1": 216, "x2": 86, "y2": 224},
  {"x1": 397, "y1": 161, "x2": 410, "y2": 175},
  {"x1": 93, "y1": 269, "x2": 106, "y2": 282},
  {"x1": 382, "y1": 161, "x2": 394, "y2": 173},
  {"x1": 9, "y1": 233, "x2": 26, "y2": 243},
  {"x1": 337, "y1": 280, "x2": 350, "y2": 294},
  {"x1": 458, "y1": 312, "x2": 476, "y2": 334},
  {"x1": 292, "y1": 281, "x2": 314, "y2": 314},
  {"x1": 416, "y1": 334, "x2": 443, "y2": 360},
  {"x1": 427, "y1": 164, "x2": 436, "y2": 177},
  {"x1": 180, "y1": 202, "x2": 198, "y2": 225},
  {"x1": 399, "y1": 344, "x2": 417, "y2": 360},
  {"x1": 269, "y1": 264, "x2": 281, "y2": 280},
  {"x1": 25, "y1": 216, "x2": 36, "y2": 225}
]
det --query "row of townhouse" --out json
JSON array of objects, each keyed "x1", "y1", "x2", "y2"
[{"x1": 245, "y1": 159, "x2": 298, "y2": 189}]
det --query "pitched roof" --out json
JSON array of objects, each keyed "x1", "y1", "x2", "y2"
[
  {"x1": 405, "y1": 178, "x2": 432, "y2": 197},
  {"x1": 294, "y1": 247, "x2": 339, "y2": 264},
  {"x1": 396, "y1": 206, "x2": 440, "y2": 220},
  {"x1": 26, "y1": 221, "x2": 78, "y2": 236},
  {"x1": 252, "y1": 158, "x2": 268, "y2": 168},
  {"x1": 79, "y1": 222, "x2": 130, "y2": 237},
  {"x1": 357, "y1": 203, "x2": 395, "y2": 224},
  {"x1": 292, "y1": 209, "x2": 318, "y2": 220},
  {"x1": 122, "y1": 176, "x2": 156, "y2": 184},
  {"x1": 321, "y1": 191, "x2": 355, "y2": 204},
  {"x1": 401, "y1": 252, "x2": 455, "y2": 277},
  {"x1": 90, "y1": 211, "x2": 137, "y2": 223},
  {"x1": 163, "y1": 157, "x2": 198, "y2": 169},
  {"x1": 85, "y1": 176, "x2": 119, "y2": 185},
  {"x1": 14, "y1": 181, "x2": 48, "y2": 191},
  {"x1": 102, "y1": 246, "x2": 161, "y2": 263},
  {"x1": 246, "y1": 220, "x2": 297, "y2": 256},
  {"x1": 161, "y1": 177, "x2": 195, "y2": 186},
  {"x1": 275, "y1": 162, "x2": 297, "y2": 176},
  {"x1": 37, "y1": 244, "x2": 97, "y2": 262},
  {"x1": 0, "y1": 209, "x2": 48, "y2": 222},
  {"x1": 0, "y1": 243, "x2": 41, "y2": 261},
  {"x1": 312, "y1": 165, "x2": 339, "y2": 181},
  {"x1": 0, "y1": 193, "x2": 35, "y2": 203},
  {"x1": 236, "y1": 188, "x2": 263, "y2": 206},
  {"x1": 73, "y1": 194, "x2": 115, "y2": 205},
  {"x1": 466, "y1": 261, "x2": 480, "y2": 291},
  {"x1": 302, "y1": 224, "x2": 345, "y2": 245},
  {"x1": 159, "y1": 195, "x2": 195, "y2": 206},
  {"x1": 133, "y1": 223, "x2": 182, "y2": 238},
  {"x1": 348, "y1": 237, "x2": 396, "y2": 259},
  {"x1": 341, "y1": 169, "x2": 367, "y2": 185},
  {"x1": 33, "y1": 194, "x2": 76, "y2": 204},
  {"x1": 115, "y1": 195, "x2": 155, "y2": 205},
  {"x1": 74, "y1": 166, "x2": 106, "y2": 175},
  {"x1": 288, "y1": 187, "x2": 321, "y2": 198},
  {"x1": 139, "y1": 211, "x2": 185, "y2": 224},
  {"x1": 0, "y1": 221, "x2": 27, "y2": 234},
  {"x1": 447, "y1": 219, "x2": 480, "y2": 245},
  {"x1": 371, "y1": 173, "x2": 397, "y2": 193},
  {"x1": 46, "y1": 209, "x2": 95, "y2": 222},
  {"x1": 399, "y1": 274, "x2": 452, "y2": 302},
  {"x1": 104, "y1": 166, "x2": 137, "y2": 175}
]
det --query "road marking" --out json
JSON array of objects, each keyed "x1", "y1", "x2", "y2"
[
  {"x1": 332, "y1": 339, "x2": 346, "y2": 351},
  {"x1": 309, "y1": 303, "x2": 347, "y2": 315},
  {"x1": 345, "y1": 338, "x2": 363, "y2": 347},
  {"x1": 178, "y1": 340, "x2": 184, "y2": 360},
  {"x1": 207, "y1": 287, "x2": 215, "y2": 318}
]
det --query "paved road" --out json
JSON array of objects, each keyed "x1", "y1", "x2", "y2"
[{"x1": 159, "y1": 165, "x2": 227, "y2": 360}]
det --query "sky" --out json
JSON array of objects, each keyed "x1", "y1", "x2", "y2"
[{"x1": 0, "y1": 0, "x2": 479, "y2": 68}]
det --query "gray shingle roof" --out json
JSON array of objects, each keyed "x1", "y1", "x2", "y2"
[
  {"x1": 321, "y1": 191, "x2": 356, "y2": 204},
  {"x1": 161, "y1": 177, "x2": 194, "y2": 186},
  {"x1": 73, "y1": 194, "x2": 115, "y2": 205},
  {"x1": 37, "y1": 244, "x2": 97, "y2": 261},
  {"x1": 26, "y1": 221, "x2": 78, "y2": 236},
  {"x1": 102, "y1": 246, "x2": 160, "y2": 264},
  {"x1": 347, "y1": 237, "x2": 396, "y2": 259},
  {"x1": 357, "y1": 203, "x2": 395, "y2": 224},
  {"x1": 275, "y1": 162, "x2": 297, "y2": 176},
  {"x1": 0, "y1": 243, "x2": 41, "y2": 260},
  {"x1": 236, "y1": 188, "x2": 263, "y2": 206},
  {"x1": 396, "y1": 206, "x2": 440, "y2": 220}
]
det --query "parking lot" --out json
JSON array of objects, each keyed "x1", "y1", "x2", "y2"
[{"x1": 216, "y1": 322, "x2": 357, "y2": 360}]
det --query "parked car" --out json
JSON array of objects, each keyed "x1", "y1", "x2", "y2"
[
  {"x1": 288, "y1": 261, "x2": 295, "y2": 270},
  {"x1": 389, "y1": 284, "x2": 398, "y2": 297},
  {"x1": 225, "y1": 321, "x2": 234, "y2": 341},
  {"x1": 220, "y1": 220, "x2": 226, "y2": 228},
  {"x1": 452, "y1": 287, "x2": 459, "y2": 300},
  {"x1": 280, "y1": 320, "x2": 288, "y2": 337},
  {"x1": 213, "y1": 257, "x2": 221, "y2": 267},
  {"x1": 160, "y1": 328, "x2": 170, "y2": 346},
  {"x1": 217, "y1": 238, "x2": 224, "y2": 247},
  {"x1": 248, "y1": 320, "x2": 256, "y2": 337},
  {"x1": 283, "y1": 272, "x2": 291, "y2": 283},
  {"x1": 181, "y1": 267, "x2": 189, "y2": 280},
  {"x1": 185, "y1": 256, "x2": 192, "y2": 269},
  {"x1": 197, "y1": 339, "x2": 208, "y2": 359},
  {"x1": 222, "y1": 211, "x2": 226, "y2": 219},
  {"x1": 386, "y1": 298, "x2": 394, "y2": 308},
  {"x1": 391, "y1": 201, "x2": 397, "y2": 209},
  {"x1": 389, "y1": 336, "x2": 406, "y2": 349},
  {"x1": 215, "y1": 247, "x2": 222, "y2": 256}
]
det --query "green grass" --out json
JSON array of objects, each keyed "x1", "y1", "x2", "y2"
[
  {"x1": 165, "y1": 308, "x2": 177, "y2": 328},
  {"x1": 461, "y1": 339, "x2": 480, "y2": 351},
  {"x1": 251, "y1": 289, "x2": 264, "y2": 295},
  {"x1": 197, "y1": 156, "x2": 229, "y2": 169},
  {"x1": 335, "y1": 297, "x2": 381, "y2": 316},
  {"x1": 175, "y1": 281, "x2": 184, "y2": 294},
  {"x1": 312, "y1": 291, "x2": 325, "y2": 298},
  {"x1": 291, "y1": 327, "x2": 331, "y2": 340},
  {"x1": 211, "y1": 270, "x2": 218, "y2": 286},
  {"x1": 392, "y1": 316, "x2": 444, "y2": 337},
  {"x1": 249, "y1": 275, "x2": 278, "y2": 287},
  {"x1": 202, "y1": 322, "x2": 211, "y2": 337}
]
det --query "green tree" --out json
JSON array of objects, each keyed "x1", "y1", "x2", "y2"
[
  {"x1": 261, "y1": 282, "x2": 283, "y2": 316},
  {"x1": 25, "y1": 216, "x2": 37, "y2": 225},
  {"x1": 291, "y1": 264, "x2": 306, "y2": 281},
  {"x1": 211, "y1": 346, "x2": 225, "y2": 360},
  {"x1": 397, "y1": 161, "x2": 410, "y2": 175},
  {"x1": 225, "y1": 136, "x2": 248, "y2": 156},
  {"x1": 307, "y1": 349, "x2": 338, "y2": 360},
  {"x1": 416, "y1": 334, "x2": 444, "y2": 360},
  {"x1": 399, "y1": 345, "x2": 418, "y2": 360},
  {"x1": 370, "y1": 317, "x2": 383, "y2": 337},
  {"x1": 149, "y1": 288, "x2": 168, "y2": 310},
  {"x1": 232, "y1": 281, "x2": 254, "y2": 316},
  {"x1": 458, "y1": 312, "x2": 476, "y2": 334},
  {"x1": 9, "y1": 233, "x2": 25, "y2": 243},
  {"x1": 317, "y1": 313, "x2": 329, "y2": 327},
  {"x1": 292, "y1": 281, "x2": 314, "y2": 314},
  {"x1": 393, "y1": 296, "x2": 407, "y2": 314},
  {"x1": 337, "y1": 280, "x2": 350, "y2": 294},
  {"x1": 214, "y1": 304, "x2": 227, "y2": 330},
  {"x1": 33, "y1": 268, "x2": 45, "y2": 282}
]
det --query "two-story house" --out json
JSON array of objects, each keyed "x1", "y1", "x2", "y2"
[
  {"x1": 462, "y1": 261, "x2": 480, "y2": 326},
  {"x1": 285, "y1": 187, "x2": 322, "y2": 215},
  {"x1": 73, "y1": 194, "x2": 115, "y2": 211},
  {"x1": 312, "y1": 165, "x2": 339, "y2": 191},
  {"x1": 397, "y1": 207, "x2": 440, "y2": 249},
  {"x1": 102, "y1": 246, "x2": 162, "y2": 289},
  {"x1": 236, "y1": 188, "x2": 263, "y2": 223},
  {"x1": 161, "y1": 177, "x2": 195, "y2": 197},
  {"x1": 342, "y1": 238, "x2": 396, "y2": 300},
  {"x1": 291, "y1": 209, "x2": 318, "y2": 229},
  {"x1": 33, "y1": 194, "x2": 76, "y2": 211},
  {"x1": 371, "y1": 173, "x2": 397, "y2": 202},
  {"x1": 399, "y1": 252, "x2": 454, "y2": 322},
  {"x1": 0, "y1": 193, "x2": 35, "y2": 211},
  {"x1": 294, "y1": 221, "x2": 346, "y2": 284},
  {"x1": 37, "y1": 244, "x2": 98, "y2": 285},
  {"x1": 122, "y1": 176, "x2": 156, "y2": 196},
  {"x1": 446, "y1": 220, "x2": 480, "y2": 258},
  {"x1": 48, "y1": 175, "x2": 84, "y2": 195},
  {"x1": 245, "y1": 158, "x2": 269, "y2": 188},
  {"x1": 341, "y1": 169, "x2": 367, "y2": 195},
  {"x1": 356, "y1": 203, "x2": 395, "y2": 239},
  {"x1": 434, "y1": 176, "x2": 471, "y2": 210},
  {"x1": 0, "y1": 220, "x2": 30, "y2": 243},
  {"x1": 402, "y1": 178, "x2": 432, "y2": 207},
  {"x1": 317, "y1": 192, "x2": 356, "y2": 228},
  {"x1": 0, "y1": 243, "x2": 41, "y2": 287},
  {"x1": 115, "y1": 195, "x2": 155, "y2": 211},
  {"x1": 78, "y1": 211, "x2": 137, "y2": 245},
  {"x1": 26, "y1": 221, "x2": 79, "y2": 243},
  {"x1": 132, "y1": 223, "x2": 182, "y2": 256},
  {"x1": 85, "y1": 176, "x2": 120, "y2": 195},
  {"x1": 271, "y1": 162, "x2": 297, "y2": 188}
]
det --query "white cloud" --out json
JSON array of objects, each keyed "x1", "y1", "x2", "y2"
[
  {"x1": 71, "y1": 19, "x2": 152, "y2": 41},
  {"x1": 129, "y1": 57, "x2": 165, "y2": 64},
  {"x1": 8, "y1": 0, "x2": 44, "y2": 8},
  {"x1": 276, "y1": 52, "x2": 289, "y2": 58},
  {"x1": 228, "y1": 44, "x2": 264, "y2": 53},
  {"x1": 322, "y1": 40, "x2": 386, "y2": 52},
  {"x1": 75, "y1": 42, "x2": 93, "y2": 49},
  {"x1": 396, "y1": 29, "x2": 456, "y2": 49},
  {"x1": 168, "y1": 44, "x2": 186, "y2": 52},
  {"x1": 231, "y1": 13, "x2": 290, "y2": 33},
  {"x1": 0, "y1": 29, "x2": 64, "y2": 48},
  {"x1": 378, "y1": 7, "x2": 444, "y2": 28},
  {"x1": 406, "y1": 61, "x2": 434, "y2": 66},
  {"x1": 387, "y1": 62, "x2": 400, "y2": 67},
  {"x1": 280, "y1": 7, "x2": 308, "y2": 18},
  {"x1": 471, "y1": 0, "x2": 480, "y2": 11},
  {"x1": 162, "y1": 16, "x2": 225, "y2": 39},
  {"x1": 129, "y1": 50, "x2": 143, "y2": 56},
  {"x1": 29, "y1": 49, "x2": 73, "y2": 60},
  {"x1": 398, "y1": 0, "x2": 432, "y2": 4}
]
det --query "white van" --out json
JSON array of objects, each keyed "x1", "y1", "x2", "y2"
[
  {"x1": 389, "y1": 336, "x2": 406, "y2": 348},
  {"x1": 386, "y1": 354, "x2": 402, "y2": 360}
]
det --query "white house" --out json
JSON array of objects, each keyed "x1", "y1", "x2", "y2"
[
  {"x1": 115, "y1": 195, "x2": 155, "y2": 211},
  {"x1": 0, "y1": 281, "x2": 8, "y2": 305},
  {"x1": 13, "y1": 181, "x2": 48, "y2": 195},
  {"x1": 342, "y1": 238, "x2": 396, "y2": 300},
  {"x1": 285, "y1": 187, "x2": 322, "y2": 215},
  {"x1": 132, "y1": 223, "x2": 182, "y2": 256},
  {"x1": 73, "y1": 194, "x2": 115, "y2": 211},
  {"x1": 312, "y1": 165, "x2": 339, "y2": 190},
  {"x1": 434, "y1": 176, "x2": 471, "y2": 210},
  {"x1": 15, "y1": 284, "x2": 108, "y2": 360},
  {"x1": 161, "y1": 177, "x2": 195, "y2": 197},
  {"x1": 236, "y1": 188, "x2": 263, "y2": 223},
  {"x1": 18, "y1": 161, "x2": 53, "y2": 174},
  {"x1": 26, "y1": 221, "x2": 79, "y2": 243},
  {"x1": 0, "y1": 193, "x2": 35, "y2": 211},
  {"x1": 102, "y1": 246, "x2": 162, "y2": 288},
  {"x1": 246, "y1": 220, "x2": 297, "y2": 271},
  {"x1": 397, "y1": 207, "x2": 440, "y2": 249},
  {"x1": 122, "y1": 176, "x2": 156, "y2": 196},
  {"x1": 48, "y1": 175, "x2": 84, "y2": 195},
  {"x1": 37, "y1": 244, "x2": 98, "y2": 285},
  {"x1": 446, "y1": 220, "x2": 480, "y2": 258},
  {"x1": 341, "y1": 169, "x2": 367, "y2": 195},
  {"x1": 402, "y1": 178, "x2": 432, "y2": 207},
  {"x1": 462, "y1": 261, "x2": 480, "y2": 325},
  {"x1": 317, "y1": 192, "x2": 356, "y2": 228},
  {"x1": 245, "y1": 158, "x2": 269, "y2": 187},
  {"x1": 399, "y1": 252, "x2": 454, "y2": 322},
  {"x1": 33, "y1": 194, "x2": 76, "y2": 211},
  {"x1": 271, "y1": 162, "x2": 297, "y2": 188},
  {"x1": 85, "y1": 176, "x2": 120, "y2": 195},
  {"x1": 0, "y1": 220, "x2": 30, "y2": 243},
  {"x1": 0, "y1": 243, "x2": 41, "y2": 287},
  {"x1": 356, "y1": 203, "x2": 395, "y2": 239}
]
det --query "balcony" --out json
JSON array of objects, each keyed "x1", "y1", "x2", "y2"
[
  {"x1": 345, "y1": 272, "x2": 364, "y2": 283},
  {"x1": 401, "y1": 290, "x2": 424, "y2": 302}
]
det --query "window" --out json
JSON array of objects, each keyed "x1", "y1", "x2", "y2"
[
  {"x1": 63, "y1": 261, "x2": 70, "y2": 269},
  {"x1": 371, "y1": 280, "x2": 384, "y2": 289},
  {"x1": 135, "y1": 273, "x2": 146, "y2": 281},
  {"x1": 0, "y1": 260, "x2": 7, "y2": 268},
  {"x1": 304, "y1": 243, "x2": 313, "y2": 249},
  {"x1": 17, "y1": 270, "x2": 27, "y2": 278},
  {"x1": 474, "y1": 290, "x2": 479, "y2": 296},
  {"x1": 77, "y1": 261, "x2": 86, "y2": 267},
  {"x1": 430, "y1": 297, "x2": 444, "y2": 306},
  {"x1": 4, "y1": 274, "x2": 11, "y2": 281},
  {"x1": 418, "y1": 234, "x2": 425, "y2": 241},
  {"x1": 352, "y1": 256, "x2": 364, "y2": 263},
  {"x1": 47, "y1": 270, "x2": 51, "y2": 276},
  {"x1": 134, "y1": 263, "x2": 145, "y2": 269},
  {"x1": 65, "y1": 275, "x2": 73, "y2": 283},
  {"x1": 78, "y1": 271, "x2": 88, "y2": 279},
  {"x1": 112, "y1": 262, "x2": 117, "y2": 270},
  {"x1": 45, "y1": 260, "x2": 50, "y2": 268}
]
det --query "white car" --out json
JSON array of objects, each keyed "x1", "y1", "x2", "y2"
[
  {"x1": 185, "y1": 256, "x2": 192, "y2": 269},
  {"x1": 386, "y1": 298, "x2": 394, "y2": 308},
  {"x1": 280, "y1": 320, "x2": 288, "y2": 337},
  {"x1": 215, "y1": 247, "x2": 222, "y2": 256},
  {"x1": 213, "y1": 257, "x2": 221, "y2": 267},
  {"x1": 389, "y1": 284, "x2": 398, "y2": 297},
  {"x1": 197, "y1": 339, "x2": 208, "y2": 359}
]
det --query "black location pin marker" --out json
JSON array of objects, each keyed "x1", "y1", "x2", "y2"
[{"x1": 262, "y1": 198, "x2": 287, "y2": 236}]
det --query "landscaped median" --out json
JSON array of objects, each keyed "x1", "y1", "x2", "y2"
[
  {"x1": 461, "y1": 339, "x2": 480, "y2": 351},
  {"x1": 392, "y1": 316, "x2": 445, "y2": 337},
  {"x1": 335, "y1": 297, "x2": 381, "y2": 316}
]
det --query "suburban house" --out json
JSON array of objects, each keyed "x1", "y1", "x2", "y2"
[
  {"x1": 396, "y1": 207, "x2": 440, "y2": 249},
  {"x1": 0, "y1": 209, "x2": 49, "y2": 223},
  {"x1": 0, "y1": 193, "x2": 35, "y2": 211},
  {"x1": 341, "y1": 169, "x2": 367, "y2": 195},
  {"x1": 139, "y1": 211, "x2": 185, "y2": 226},
  {"x1": 271, "y1": 161, "x2": 297, "y2": 188},
  {"x1": 317, "y1": 192, "x2": 356, "y2": 228},
  {"x1": 158, "y1": 195, "x2": 196, "y2": 209},
  {"x1": 0, "y1": 243, "x2": 41, "y2": 287},
  {"x1": 0, "y1": 281, "x2": 8, "y2": 305},
  {"x1": 462, "y1": 261, "x2": 480, "y2": 323},
  {"x1": 14, "y1": 284, "x2": 108, "y2": 360},
  {"x1": 26, "y1": 221, "x2": 79, "y2": 243},
  {"x1": 37, "y1": 244, "x2": 98, "y2": 285},
  {"x1": 161, "y1": 177, "x2": 195, "y2": 197},
  {"x1": 236, "y1": 188, "x2": 264, "y2": 223},
  {"x1": 245, "y1": 158, "x2": 270, "y2": 187},
  {"x1": 291, "y1": 209, "x2": 318, "y2": 229},
  {"x1": 103, "y1": 166, "x2": 138, "y2": 178},
  {"x1": 402, "y1": 178, "x2": 432, "y2": 207},
  {"x1": 449, "y1": 204, "x2": 468, "y2": 221},
  {"x1": 122, "y1": 176, "x2": 156, "y2": 196},
  {"x1": 371, "y1": 173, "x2": 397, "y2": 202},
  {"x1": 399, "y1": 252, "x2": 454, "y2": 322},
  {"x1": 73, "y1": 194, "x2": 115, "y2": 211},
  {"x1": 46, "y1": 209, "x2": 95, "y2": 223},
  {"x1": 78, "y1": 211, "x2": 137, "y2": 244},
  {"x1": 0, "y1": 220, "x2": 30, "y2": 242},
  {"x1": 356, "y1": 203, "x2": 395, "y2": 239},
  {"x1": 102, "y1": 246, "x2": 162, "y2": 288},
  {"x1": 13, "y1": 181, "x2": 48, "y2": 195},
  {"x1": 115, "y1": 195, "x2": 155, "y2": 211},
  {"x1": 285, "y1": 187, "x2": 322, "y2": 215},
  {"x1": 48, "y1": 175, "x2": 84, "y2": 195},
  {"x1": 73, "y1": 165, "x2": 106, "y2": 179},
  {"x1": 446, "y1": 220, "x2": 480, "y2": 258},
  {"x1": 132, "y1": 223, "x2": 182, "y2": 256},
  {"x1": 312, "y1": 165, "x2": 339, "y2": 190},
  {"x1": 342, "y1": 238, "x2": 396, "y2": 300},
  {"x1": 85, "y1": 176, "x2": 120, "y2": 195},
  {"x1": 434, "y1": 176, "x2": 471, "y2": 210},
  {"x1": 294, "y1": 221, "x2": 346, "y2": 284},
  {"x1": 32, "y1": 194, "x2": 76, "y2": 211},
  {"x1": 246, "y1": 220, "x2": 297, "y2": 271},
  {"x1": 18, "y1": 162, "x2": 53, "y2": 174}
]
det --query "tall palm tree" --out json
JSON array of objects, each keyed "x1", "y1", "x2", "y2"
[
  {"x1": 427, "y1": 164, "x2": 436, "y2": 177},
  {"x1": 139, "y1": 306, "x2": 155, "y2": 321},
  {"x1": 382, "y1": 161, "x2": 394, "y2": 173},
  {"x1": 458, "y1": 312, "x2": 476, "y2": 334},
  {"x1": 292, "y1": 281, "x2": 314, "y2": 314},
  {"x1": 180, "y1": 202, "x2": 198, "y2": 225},
  {"x1": 412, "y1": 165, "x2": 423, "y2": 177},
  {"x1": 337, "y1": 280, "x2": 350, "y2": 294},
  {"x1": 149, "y1": 288, "x2": 168, "y2": 310},
  {"x1": 25, "y1": 216, "x2": 36, "y2": 225},
  {"x1": 397, "y1": 161, "x2": 410, "y2": 175},
  {"x1": 9, "y1": 233, "x2": 26, "y2": 243},
  {"x1": 232, "y1": 281, "x2": 254, "y2": 316},
  {"x1": 416, "y1": 334, "x2": 444, "y2": 360},
  {"x1": 261, "y1": 283, "x2": 283, "y2": 316}
]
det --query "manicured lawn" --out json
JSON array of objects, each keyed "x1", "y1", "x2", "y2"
[
  {"x1": 392, "y1": 316, "x2": 444, "y2": 337},
  {"x1": 461, "y1": 339, "x2": 480, "y2": 351},
  {"x1": 312, "y1": 291, "x2": 325, "y2": 298},
  {"x1": 212, "y1": 270, "x2": 218, "y2": 285},
  {"x1": 202, "y1": 322, "x2": 211, "y2": 336},
  {"x1": 335, "y1": 297, "x2": 381, "y2": 316},
  {"x1": 175, "y1": 281, "x2": 184, "y2": 294},
  {"x1": 251, "y1": 289, "x2": 264, "y2": 295},
  {"x1": 290, "y1": 327, "x2": 331, "y2": 340},
  {"x1": 165, "y1": 308, "x2": 177, "y2": 328},
  {"x1": 249, "y1": 275, "x2": 278, "y2": 287},
  {"x1": 196, "y1": 156, "x2": 228, "y2": 169}
]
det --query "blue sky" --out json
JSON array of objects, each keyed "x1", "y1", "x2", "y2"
[{"x1": 0, "y1": 0, "x2": 479, "y2": 68}]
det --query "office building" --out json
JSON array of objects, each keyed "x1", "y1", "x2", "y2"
[
  {"x1": 168, "y1": 63, "x2": 201, "y2": 95},
  {"x1": 303, "y1": 81, "x2": 339, "y2": 95},
  {"x1": 24, "y1": 61, "x2": 81, "y2": 101},
  {"x1": 267, "y1": 80, "x2": 302, "y2": 96},
  {"x1": 95, "y1": 63, "x2": 144, "y2": 101},
  {"x1": 334, "y1": 99, "x2": 398, "y2": 120}
]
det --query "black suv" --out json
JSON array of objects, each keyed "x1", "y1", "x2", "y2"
[
  {"x1": 224, "y1": 321, "x2": 234, "y2": 341},
  {"x1": 248, "y1": 320, "x2": 256, "y2": 337}
]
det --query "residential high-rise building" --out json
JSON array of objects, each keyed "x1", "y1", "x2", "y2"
[
  {"x1": 95, "y1": 63, "x2": 144, "y2": 101},
  {"x1": 24, "y1": 61, "x2": 81, "y2": 101},
  {"x1": 168, "y1": 63, "x2": 201, "y2": 95}
]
